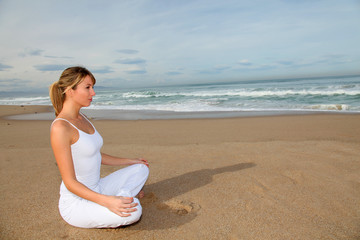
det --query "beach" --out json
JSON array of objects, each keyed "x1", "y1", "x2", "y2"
[{"x1": 0, "y1": 105, "x2": 359, "y2": 239}]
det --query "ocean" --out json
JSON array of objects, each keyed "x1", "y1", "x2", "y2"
[{"x1": 1, "y1": 75, "x2": 360, "y2": 119}]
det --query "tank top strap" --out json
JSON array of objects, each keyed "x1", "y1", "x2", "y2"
[{"x1": 51, "y1": 117, "x2": 80, "y2": 131}]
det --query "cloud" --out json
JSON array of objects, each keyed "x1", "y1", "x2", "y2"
[
  {"x1": 117, "y1": 49, "x2": 139, "y2": 54},
  {"x1": 114, "y1": 58, "x2": 146, "y2": 64},
  {"x1": 198, "y1": 69, "x2": 222, "y2": 75},
  {"x1": 99, "y1": 76, "x2": 152, "y2": 88},
  {"x1": 0, "y1": 78, "x2": 29, "y2": 85},
  {"x1": 91, "y1": 66, "x2": 114, "y2": 74},
  {"x1": 317, "y1": 54, "x2": 353, "y2": 65},
  {"x1": 0, "y1": 63, "x2": 13, "y2": 71},
  {"x1": 197, "y1": 64, "x2": 231, "y2": 75},
  {"x1": 166, "y1": 71, "x2": 182, "y2": 76},
  {"x1": 277, "y1": 61, "x2": 294, "y2": 66},
  {"x1": 238, "y1": 59, "x2": 252, "y2": 66},
  {"x1": 213, "y1": 65, "x2": 231, "y2": 71},
  {"x1": 19, "y1": 48, "x2": 44, "y2": 57},
  {"x1": 97, "y1": 77, "x2": 129, "y2": 87},
  {"x1": 233, "y1": 61, "x2": 277, "y2": 72},
  {"x1": 125, "y1": 69, "x2": 147, "y2": 74},
  {"x1": 272, "y1": 55, "x2": 354, "y2": 70},
  {"x1": 44, "y1": 55, "x2": 73, "y2": 59},
  {"x1": 0, "y1": 78, "x2": 32, "y2": 91},
  {"x1": 34, "y1": 64, "x2": 68, "y2": 71}
]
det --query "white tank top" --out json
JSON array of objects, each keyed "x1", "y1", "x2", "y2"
[{"x1": 51, "y1": 113, "x2": 104, "y2": 196}]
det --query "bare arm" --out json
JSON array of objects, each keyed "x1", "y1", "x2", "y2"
[
  {"x1": 50, "y1": 121, "x2": 137, "y2": 217},
  {"x1": 101, "y1": 152, "x2": 149, "y2": 167}
]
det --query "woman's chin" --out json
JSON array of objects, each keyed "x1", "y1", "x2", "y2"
[{"x1": 83, "y1": 102, "x2": 91, "y2": 108}]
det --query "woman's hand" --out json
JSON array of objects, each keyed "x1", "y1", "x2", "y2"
[
  {"x1": 104, "y1": 195, "x2": 138, "y2": 217},
  {"x1": 130, "y1": 158, "x2": 149, "y2": 167}
]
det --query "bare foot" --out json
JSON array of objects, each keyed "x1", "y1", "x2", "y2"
[{"x1": 136, "y1": 190, "x2": 145, "y2": 199}]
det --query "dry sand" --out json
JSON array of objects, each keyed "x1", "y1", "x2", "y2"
[{"x1": 0, "y1": 105, "x2": 359, "y2": 239}]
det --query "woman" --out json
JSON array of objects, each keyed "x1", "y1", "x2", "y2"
[{"x1": 49, "y1": 66, "x2": 149, "y2": 228}]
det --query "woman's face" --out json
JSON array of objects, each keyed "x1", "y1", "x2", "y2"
[{"x1": 71, "y1": 75, "x2": 96, "y2": 107}]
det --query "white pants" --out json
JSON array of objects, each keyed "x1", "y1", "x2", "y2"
[{"x1": 59, "y1": 164, "x2": 149, "y2": 228}]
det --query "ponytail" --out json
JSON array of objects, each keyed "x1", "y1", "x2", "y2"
[{"x1": 49, "y1": 82, "x2": 65, "y2": 116}]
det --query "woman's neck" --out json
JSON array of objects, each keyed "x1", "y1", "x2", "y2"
[{"x1": 59, "y1": 101, "x2": 82, "y2": 120}]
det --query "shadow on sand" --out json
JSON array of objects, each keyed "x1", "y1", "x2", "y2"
[{"x1": 131, "y1": 162, "x2": 256, "y2": 230}]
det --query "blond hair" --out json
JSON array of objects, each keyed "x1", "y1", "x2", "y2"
[{"x1": 49, "y1": 66, "x2": 96, "y2": 116}]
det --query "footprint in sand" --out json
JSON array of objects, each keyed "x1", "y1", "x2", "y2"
[
  {"x1": 247, "y1": 179, "x2": 277, "y2": 208},
  {"x1": 282, "y1": 169, "x2": 304, "y2": 184},
  {"x1": 141, "y1": 192, "x2": 201, "y2": 215},
  {"x1": 155, "y1": 198, "x2": 201, "y2": 216}
]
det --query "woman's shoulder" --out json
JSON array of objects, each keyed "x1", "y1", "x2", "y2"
[
  {"x1": 51, "y1": 118, "x2": 79, "y2": 146},
  {"x1": 51, "y1": 118, "x2": 76, "y2": 135}
]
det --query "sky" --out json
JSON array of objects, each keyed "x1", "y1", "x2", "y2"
[{"x1": 0, "y1": 0, "x2": 359, "y2": 92}]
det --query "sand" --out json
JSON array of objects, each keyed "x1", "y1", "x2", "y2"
[{"x1": 0, "y1": 105, "x2": 359, "y2": 239}]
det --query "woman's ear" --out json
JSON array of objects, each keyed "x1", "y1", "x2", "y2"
[{"x1": 65, "y1": 88, "x2": 74, "y2": 98}]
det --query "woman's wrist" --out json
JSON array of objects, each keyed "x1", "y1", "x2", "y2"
[
  {"x1": 131, "y1": 158, "x2": 149, "y2": 167},
  {"x1": 97, "y1": 193, "x2": 111, "y2": 207}
]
